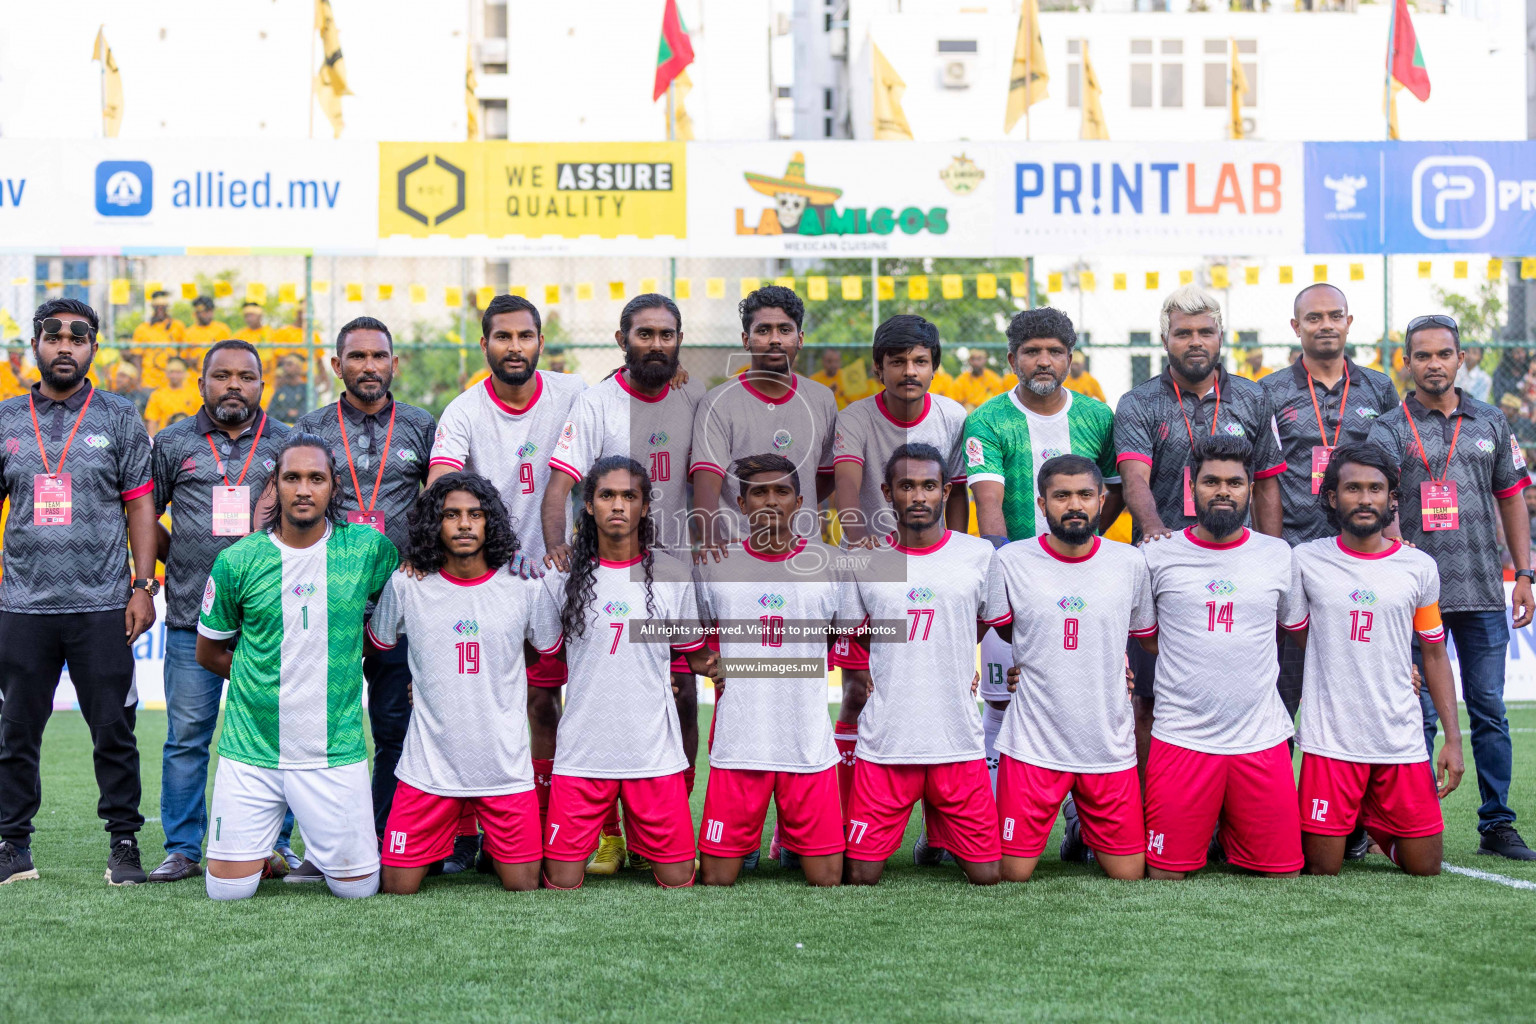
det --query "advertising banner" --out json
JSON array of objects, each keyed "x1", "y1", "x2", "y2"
[
  {"x1": 376, "y1": 141, "x2": 686, "y2": 255},
  {"x1": 991, "y1": 141, "x2": 1306, "y2": 256},
  {"x1": 1305, "y1": 141, "x2": 1536, "y2": 254},
  {"x1": 686, "y1": 142, "x2": 994, "y2": 257},
  {"x1": 0, "y1": 141, "x2": 378, "y2": 253}
]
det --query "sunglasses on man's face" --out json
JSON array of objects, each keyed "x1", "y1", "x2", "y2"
[
  {"x1": 34, "y1": 318, "x2": 96, "y2": 341},
  {"x1": 1407, "y1": 314, "x2": 1459, "y2": 336}
]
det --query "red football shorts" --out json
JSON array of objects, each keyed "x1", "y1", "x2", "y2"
[
  {"x1": 381, "y1": 781, "x2": 542, "y2": 867},
  {"x1": 526, "y1": 651, "x2": 568, "y2": 689},
  {"x1": 829, "y1": 624, "x2": 871, "y2": 672},
  {"x1": 844, "y1": 758, "x2": 1000, "y2": 863},
  {"x1": 699, "y1": 765, "x2": 844, "y2": 858},
  {"x1": 1143, "y1": 737, "x2": 1302, "y2": 873},
  {"x1": 543, "y1": 772, "x2": 695, "y2": 864},
  {"x1": 996, "y1": 755, "x2": 1144, "y2": 859},
  {"x1": 1298, "y1": 753, "x2": 1442, "y2": 839},
  {"x1": 670, "y1": 634, "x2": 719, "y2": 675}
]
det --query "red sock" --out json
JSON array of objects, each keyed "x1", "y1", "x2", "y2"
[
  {"x1": 532, "y1": 757, "x2": 554, "y2": 827},
  {"x1": 455, "y1": 804, "x2": 479, "y2": 838},
  {"x1": 683, "y1": 766, "x2": 696, "y2": 798},
  {"x1": 835, "y1": 720, "x2": 858, "y2": 813},
  {"x1": 601, "y1": 799, "x2": 622, "y2": 838}
]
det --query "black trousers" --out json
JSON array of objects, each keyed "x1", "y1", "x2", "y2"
[
  {"x1": 0, "y1": 609, "x2": 142, "y2": 845},
  {"x1": 363, "y1": 634, "x2": 412, "y2": 835}
]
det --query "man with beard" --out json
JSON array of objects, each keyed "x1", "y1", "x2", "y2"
[
  {"x1": 1292, "y1": 442, "x2": 1464, "y2": 876},
  {"x1": 1369, "y1": 315, "x2": 1536, "y2": 861},
  {"x1": 296, "y1": 317, "x2": 435, "y2": 859},
  {"x1": 986, "y1": 455, "x2": 1156, "y2": 882},
  {"x1": 430, "y1": 294, "x2": 587, "y2": 835},
  {"x1": 1114, "y1": 286, "x2": 1287, "y2": 776},
  {"x1": 1139, "y1": 435, "x2": 1307, "y2": 879},
  {"x1": 0, "y1": 299, "x2": 158, "y2": 887},
  {"x1": 197, "y1": 434, "x2": 399, "y2": 900},
  {"x1": 146, "y1": 338, "x2": 293, "y2": 883}
]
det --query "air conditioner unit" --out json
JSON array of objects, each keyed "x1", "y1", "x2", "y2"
[
  {"x1": 939, "y1": 58, "x2": 973, "y2": 89},
  {"x1": 828, "y1": 27, "x2": 848, "y2": 58},
  {"x1": 1242, "y1": 116, "x2": 1256, "y2": 136}
]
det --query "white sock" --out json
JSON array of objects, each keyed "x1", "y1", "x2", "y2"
[
  {"x1": 206, "y1": 870, "x2": 262, "y2": 901},
  {"x1": 326, "y1": 870, "x2": 379, "y2": 899},
  {"x1": 983, "y1": 701, "x2": 1007, "y2": 795}
]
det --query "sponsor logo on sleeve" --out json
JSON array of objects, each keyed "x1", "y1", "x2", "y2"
[
  {"x1": 201, "y1": 578, "x2": 216, "y2": 614},
  {"x1": 965, "y1": 436, "x2": 985, "y2": 467}
]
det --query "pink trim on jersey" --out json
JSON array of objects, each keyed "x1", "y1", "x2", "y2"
[
  {"x1": 598, "y1": 554, "x2": 645, "y2": 568},
  {"x1": 1116, "y1": 451, "x2": 1153, "y2": 468},
  {"x1": 614, "y1": 369, "x2": 668, "y2": 404},
  {"x1": 533, "y1": 635, "x2": 564, "y2": 655},
  {"x1": 121, "y1": 481, "x2": 153, "y2": 502},
  {"x1": 743, "y1": 537, "x2": 808, "y2": 562},
  {"x1": 1281, "y1": 614, "x2": 1310, "y2": 632},
  {"x1": 1418, "y1": 626, "x2": 1446, "y2": 644},
  {"x1": 982, "y1": 610, "x2": 1014, "y2": 627},
  {"x1": 1254, "y1": 461, "x2": 1288, "y2": 481},
  {"x1": 739, "y1": 372, "x2": 798, "y2": 405},
  {"x1": 548, "y1": 456, "x2": 582, "y2": 482},
  {"x1": 689, "y1": 461, "x2": 726, "y2": 478},
  {"x1": 889, "y1": 530, "x2": 952, "y2": 555},
  {"x1": 483, "y1": 372, "x2": 543, "y2": 415},
  {"x1": 1183, "y1": 526, "x2": 1250, "y2": 550},
  {"x1": 875, "y1": 391, "x2": 930, "y2": 427},
  {"x1": 671, "y1": 636, "x2": 708, "y2": 653},
  {"x1": 365, "y1": 622, "x2": 396, "y2": 650},
  {"x1": 832, "y1": 454, "x2": 865, "y2": 466},
  {"x1": 1037, "y1": 534, "x2": 1101, "y2": 563},
  {"x1": 1334, "y1": 537, "x2": 1402, "y2": 560},
  {"x1": 1495, "y1": 475, "x2": 1532, "y2": 501},
  {"x1": 1129, "y1": 623, "x2": 1160, "y2": 637},
  {"x1": 440, "y1": 567, "x2": 498, "y2": 587},
  {"x1": 429, "y1": 456, "x2": 465, "y2": 470}
]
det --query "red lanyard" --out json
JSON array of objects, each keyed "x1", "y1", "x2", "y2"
[
  {"x1": 1306, "y1": 370, "x2": 1350, "y2": 447},
  {"x1": 205, "y1": 413, "x2": 267, "y2": 487},
  {"x1": 1171, "y1": 376, "x2": 1221, "y2": 447},
  {"x1": 337, "y1": 401, "x2": 395, "y2": 513},
  {"x1": 28, "y1": 387, "x2": 94, "y2": 477},
  {"x1": 1403, "y1": 398, "x2": 1461, "y2": 483}
]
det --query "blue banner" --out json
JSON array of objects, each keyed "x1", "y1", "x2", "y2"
[{"x1": 1305, "y1": 141, "x2": 1536, "y2": 254}]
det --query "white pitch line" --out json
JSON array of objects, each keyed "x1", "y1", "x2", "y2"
[{"x1": 1441, "y1": 863, "x2": 1536, "y2": 890}]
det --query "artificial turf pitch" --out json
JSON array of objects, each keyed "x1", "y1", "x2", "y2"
[{"x1": 5, "y1": 705, "x2": 1535, "y2": 1023}]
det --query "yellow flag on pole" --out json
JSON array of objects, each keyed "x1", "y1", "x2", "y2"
[
  {"x1": 314, "y1": 0, "x2": 351, "y2": 139},
  {"x1": 465, "y1": 46, "x2": 479, "y2": 141},
  {"x1": 872, "y1": 44, "x2": 913, "y2": 140},
  {"x1": 1080, "y1": 41, "x2": 1108, "y2": 140},
  {"x1": 92, "y1": 27, "x2": 124, "y2": 137},
  {"x1": 671, "y1": 69, "x2": 696, "y2": 142},
  {"x1": 1005, "y1": 0, "x2": 1048, "y2": 134},
  {"x1": 1229, "y1": 39, "x2": 1248, "y2": 140}
]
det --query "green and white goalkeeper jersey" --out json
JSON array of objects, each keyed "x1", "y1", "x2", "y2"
[{"x1": 198, "y1": 521, "x2": 399, "y2": 770}]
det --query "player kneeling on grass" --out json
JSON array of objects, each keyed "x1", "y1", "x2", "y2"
[
  {"x1": 370, "y1": 472, "x2": 560, "y2": 894},
  {"x1": 840, "y1": 443, "x2": 1005, "y2": 886},
  {"x1": 696, "y1": 454, "x2": 848, "y2": 887},
  {"x1": 1139, "y1": 435, "x2": 1309, "y2": 880},
  {"x1": 987, "y1": 455, "x2": 1156, "y2": 882},
  {"x1": 1294, "y1": 442, "x2": 1464, "y2": 876},
  {"x1": 537, "y1": 456, "x2": 721, "y2": 889},
  {"x1": 196, "y1": 434, "x2": 399, "y2": 900}
]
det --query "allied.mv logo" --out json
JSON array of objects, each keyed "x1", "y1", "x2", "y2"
[{"x1": 95, "y1": 161, "x2": 153, "y2": 217}]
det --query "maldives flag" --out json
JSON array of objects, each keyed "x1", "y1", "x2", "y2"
[
  {"x1": 653, "y1": 0, "x2": 696, "y2": 101},
  {"x1": 1390, "y1": 0, "x2": 1430, "y2": 102}
]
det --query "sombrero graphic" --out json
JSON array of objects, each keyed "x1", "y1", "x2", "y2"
[{"x1": 744, "y1": 152, "x2": 842, "y2": 206}]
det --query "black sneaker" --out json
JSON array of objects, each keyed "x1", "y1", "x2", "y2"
[
  {"x1": 283, "y1": 857, "x2": 325, "y2": 883},
  {"x1": 441, "y1": 833, "x2": 480, "y2": 875},
  {"x1": 912, "y1": 831, "x2": 948, "y2": 866},
  {"x1": 0, "y1": 841, "x2": 37, "y2": 884},
  {"x1": 1344, "y1": 825, "x2": 1371, "y2": 861},
  {"x1": 740, "y1": 849, "x2": 761, "y2": 872},
  {"x1": 1059, "y1": 796, "x2": 1092, "y2": 864},
  {"x1": 1477, "y1": 824, "x2": 1536, "y2": 861},
  {"x1": 105, "y1": 838, "x2": 146, "y2": 886}
]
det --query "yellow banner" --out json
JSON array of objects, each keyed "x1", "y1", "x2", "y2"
[{"x1": 379, "y1": 142, "x2": 687, "y2": 240}]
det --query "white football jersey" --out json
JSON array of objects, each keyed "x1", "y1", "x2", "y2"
[
  {"x1": 430, "y1": 372, "x2": 588, "y2": 563},
  {"x1": 990, "y1": 536, "x2": 1157, "y2": 773},
  {"x1": 1143, "y1": 528, "x2": 1306, "y2": 755},
  {"x1": 689, "y1": 372, "x2": 838, "y2": 541},
  {"x1": 840, "y1": 531, "x2": 1005, "y2": 764},
  {"x1": 534, "y1": 552, "x2": 704, "y2": 778},
  {"x1": 831, "y1": 391, "x2": 968, "y2": 537},
  {"x1": 368, "y1": 570, "x2": 560, "y2": 797},
  {"x1": 549, "y1": 369, "x2": 704, "y2": 552},
  {"x1": 1293, "y1": 537, "x2": 1443, "y2": 764},
  {"x1": 695, "y1": 538, "x2": 843, "y2": 773}
]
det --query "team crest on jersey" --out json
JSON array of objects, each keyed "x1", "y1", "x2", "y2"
[
  {"x1": 517, "y1": 441, "x2": 538, "y2": 458},
  {"x1": 435, "y1": 428, "x2": 446, "y2": 445},
  {"x1": 263, "y1": 458, "x2": 276, "y2": 471},
  {"x1": 758, "y1": 594, "x2": 785, "y2": 610},
  {"x1": 201, "y1": 578, "x2": 216, "y2": 614},
  {"x1": 1206, "y1": 580, "x2": 1236, "y2": 596},
  {"x1": 1475, "y1": 437, "x2": 1495, "y2": 453},
  {"x1": 181, "y1": 456, "x2": 197, "y2": 472},
  {"x1": 1157, "y1": 422, "x2": 1170, "y2": 441},
  {"x1": 4, "y1": 438, "x2": 17, "y2": 456},
  {"x1": 1349, "y1": 589, "x2": 1377, "y2": 606},
  {"x1": 1057, "y1": 596, "x2": 1085, "y2": 612},
  {"x1": 965, "y1": 436, "x2": 985, "y2": 467},
  {"x1": 84, "y1": 434, "x2": 110, "y2": 448},
  {"x1": 1039, "y1": 448, "x2": 1063, "y2": 460},
  {"x1": 649, "y1": 431, "x2": 669, "y2": 447},
  {"x1": 1224, "y1": 423, "x2": 1245, "y2": 437},
  {"x1": 291, "y1": 582, "x2": 316, "y2": 598},
  {"x1": 1279, "y1": 406, "x2": 1300, "y2": 425},
  {"x1": 602, "y1": 601, "x2": 631, "y2": 616},
  {"x1": 1357, "y1": 407, "x2": 1379, "y2": 419},
  {"x1": 772, "y1": 429, "x2": 792, "y2": 451},
  {"x1": 906, "y1": 587, "x2": 934, "y2": 604},
  {"x1": 453, "y1": 619, "x2": 480, "y2": 636},
  {"x1": 398, "y1": 448, "x2": 418, "y2": 463}
]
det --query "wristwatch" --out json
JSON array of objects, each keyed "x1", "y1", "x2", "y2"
[
  {"x1": 131, "y1": 577, "x2": 161, "y2": 597},
  {"x1": 1516, "y1": 570, "x2": 1535, "y2": 585}
]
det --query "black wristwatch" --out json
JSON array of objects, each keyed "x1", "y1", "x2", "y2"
[
  {"x1": 131, "y1": 577, "x2": 161, "y2": 597},
  {"x1": 1516, "y1": 570, "x2": 1535, "y2": 585}
]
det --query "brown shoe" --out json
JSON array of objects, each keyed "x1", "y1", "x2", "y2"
[{"x1": 147, "y1": 852, "x2": 203, "y2": 883}]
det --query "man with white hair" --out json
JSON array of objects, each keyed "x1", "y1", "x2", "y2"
[{"x1": 1112, "y1": 285, "x2": 1287, "y2": 774}]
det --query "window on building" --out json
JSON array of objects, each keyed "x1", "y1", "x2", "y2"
[
  {"x1": 824, "y1": 116, "x2": 833, "y2": 137},
  {"x1": 482, "y1": 99, "x2": 507, "y2": 140},
  {"x1": 776, "y1": 86, "x2": 791, "y2": 99},
  {"x1": 937, "y1": 40, "x2": 978, "y2": 53},
  {"x1": 1130, "y1": 39, "x2": 1153, "y2": 108},
  {"x1": 1160, "y1": 40, "x2": 1183, "y2": 107},
  {"x1": 823, "y1": 88, "x2": 833, "y2": 111},
  {"x1": 483, "y1": 2, "x2": 507, "y2": 38},
  {"x1": 1066, "y1": 39, "x2": 1080, "y2": 108},
  {"x1": 1205, "y1": 40, "x2": 1256, "y2": 107}
]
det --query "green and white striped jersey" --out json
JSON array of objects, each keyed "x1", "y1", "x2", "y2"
[{"x1": 198, "y1": 521, "x2": 399, "y2": 770}]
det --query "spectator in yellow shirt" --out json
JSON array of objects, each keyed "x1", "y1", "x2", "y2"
[
  {"x1": 270, "y1": 307, "x2": 321, "y2": 376},
  {"x1": 1234, "y1": 347, "x2": 1272, "y2": 381},
  {"x1": 0, "y1": 347, "x2": 38, "y2": 401},
  {"x1": 132, "y1": 290, "x2": 188, "y2": 389},
  {"x1": 110, "y1": 361, "x2": 152, "y2": 418},
  {"x1": 233, "y1": 301, "x2": 272, "y2": 369},
  {"x1": 1062, "y1": 350, "x2": 1107, "y2": 402},
  {"x1": 183, "y1": 296, "x2": 231, "y2": 361},
  {"x1": 947, "y1": 349, "x2": 1004, "y2": 411},
  {"x1": 931, "y1": 362, "x2": 955, "y2": 396},
  {"x1": 144, "y1": 356, "x2": 203, "y2": 434}
]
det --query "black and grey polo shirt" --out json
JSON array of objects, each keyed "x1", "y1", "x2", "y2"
[
  {"x1": 294, "y1": 392, "x2": 435, "y2": 555},
  {"x1": 151, "y1": 408, "x2": 290, "y2": 629},
  {"x1": 1262, "y1": 358, "x2": 1401, "y2": 545},
  {"x1": 0, "y1": 381, "x2": 152, "y2": 614},
  {"x1": 1113, "y1": 365, "x2": 1286, "y2": 543},
  {"x1": 1369, "y1": 389, "x2": 1530, "y2": 614}
]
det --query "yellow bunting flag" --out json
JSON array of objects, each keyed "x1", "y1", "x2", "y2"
[
  {"x1": 1210, "y1": 266, "x2": 1229, "y2": 289},
  {"x1": 410, "y1": 285, "x2": 427, "y2": 304},
  {"x1": 308, "y1": 280, "x2": 328, "y2": 296},
  {"x1": 640, "y1": 278, "x2": 658, "y2": 294},
  {"x1": 278, "y1": 283, "x2": 298, "y2": 304},
  {"x1": 674, "y1": 279, "x2": 691, "y2": 299},
  {"x1": 1080, "y1": 271, "x2": 1096, "y2": 292},
  {"x1": 444, "y1": 285, "x2": 463, "y2": 307},
  {"x1": 608, "y1": 282, "x2": 625, "y2": 300},
  {"x1": 1521, "y1": 258, "x2": 1536, "y2": 280},
  {"x1": 877, "y1": 277, "x2": 895, "y2": 300},
  {"x1": 1313, "y1": 265, "x2": 1328, "y2": 283},
  {"x1": 706, "y1": 278, "x2": 725, "y2": 299},
  {"x1": 842, "y1": 276, "x2": 863, "y2": 301},
  {"x1": 1009, "y1": 272, "x2": 1028, "y2": 297},
  {"x1": 1046, "y1": 273, "x2": 1062, "y2": 293},
  {"x1": 1244, "y1": 266, "x2": 1260, "y2": 286},
  {"x1": 109, "y1": 279, "x2": 131, "y2": 305},
  {"x1": 245, "y1": 283, "x2": 267, "y2": 304},
  {"x1": 1487, "y1": 259, "x2": 1503, "y2": 280},
  {"x1": 181, "y1": 283, "x2": 198, "y2": 300},
  {"x1": 145, "y1": 281, "x2": 164, "y2": 300},
  {"x1": 907, "y1": 276, "x2": 930, "y2": 300},
  {"x1": 774, "y1": 276, "x2": 794, "y2": 289},
  {"x1": 345, "y1": 283, "x2": 363, "y2": 302},
  {"x1": 473, "y1": 286, "x2": 493, "y2": 307},
  {"x1": 1178, "y1": 270, "x2": 1193, "y2": 286},
  {"x1": 1278, "y1": 266, "x2": 1294, "y2": 284},
  {"x1": 1145, "y1": 272, "x2": 1159, "y2": 290},
  {"x1": 807, "y1": 277, "x2": 829, "y2": 301},
  {"x1": 575, "y1": 283, "x2": 594, "y2": 301},
  {"x1": 976, "y1": 273, "x2": 998, "y2": 299},
  {"x1": 1349, "y1": 263, "x2": 1364, "y2": 282},
  {"x1": 1418, "y1": 261, "x2": 1432, "y2": 279},
  {"x1": 509, "y1": 285, "x2": 526, "y2": 298},
  {"x1": 1453, "y1": 261, "x2": 1467, "y2": 280},
  {"x1": 739, "y1": 277, "x2": 759, "y2": 299},
  {"x1": 1113, "y1": 273, "x2": 1126, "y2": 291},
  {"x1": 544, "y1": 284, "x2": 560, "y2": 305},
  {"x1": 941, "y1": 275, "x2": 964, "y2": 299},
  {"x1": 377, "y1": 284, "x2": 394, "y2": 301}
]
